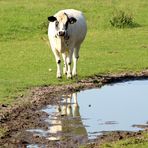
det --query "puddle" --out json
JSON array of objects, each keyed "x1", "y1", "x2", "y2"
[{"x1": 26, "y1": 80, "x2": 148, "y2": 146}]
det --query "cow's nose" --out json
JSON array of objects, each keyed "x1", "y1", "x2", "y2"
[{"x1": 58, "y1": 31, "x2": 65, "y2": 36}]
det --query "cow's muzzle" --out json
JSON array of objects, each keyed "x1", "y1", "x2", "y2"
[{"x1": 58, "y1": 31, "x2": 65, "y2": 37}]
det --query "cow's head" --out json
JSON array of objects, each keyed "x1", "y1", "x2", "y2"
[{"x1": 48, "y1": 12, "x2": 77, "y2": 37}]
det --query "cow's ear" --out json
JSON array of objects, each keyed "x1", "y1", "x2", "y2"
[
  {"x1": 48, "y1": 16, "x2": 57, "y2": 22},
  {"x1": 69, "y1": 17, "x2": 77, "y2": 24}
]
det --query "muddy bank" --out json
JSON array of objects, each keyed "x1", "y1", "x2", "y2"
[
  {"x1": 0, "y1": 71, "x2": 148, "y2": 147},
  {"x1": 85, "y1": 130, "x2": 148, "y2": 148}
]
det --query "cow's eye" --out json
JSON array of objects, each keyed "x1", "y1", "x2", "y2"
[{"x1": 55, "y1": 21, "x2": 59, "y2": 27}]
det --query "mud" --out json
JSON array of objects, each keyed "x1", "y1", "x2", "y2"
[{"x1": 0, "y1": 70, "x2": 148, "y2": 147}]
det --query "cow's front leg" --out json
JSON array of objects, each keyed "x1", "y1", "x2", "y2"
[
  {"x1": 53, "y1": 50, "x2": 62, "y2": 78},
  {"x1": 66, "y1": 49, "x2": 73, "y2": 79},
  {"x1": 62, "y1": 53, "x2": 68, "y2": 75},
  {"x1": 56, "y1": 59, "x2": 62, "y2": 78}
]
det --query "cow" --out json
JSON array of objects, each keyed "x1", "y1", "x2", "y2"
[{"x1": 48, "y1": 9, "x2": 87, "y2": 78}]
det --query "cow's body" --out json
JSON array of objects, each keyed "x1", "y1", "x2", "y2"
[{"x1": 48, "y1": 9, "x2": 87, "y2": 78}]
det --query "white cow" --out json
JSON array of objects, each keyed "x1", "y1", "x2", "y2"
[{"x1": 48, "y1": 9, "x2": 87, "y2": 78}]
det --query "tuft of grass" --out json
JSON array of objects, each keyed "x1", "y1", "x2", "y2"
[
  {"x1": 110, "y1": 10, "x2": 140, "y2": 28},
  {"x1": 37, "y1": 21, "x2": 49, "y2": 34}
]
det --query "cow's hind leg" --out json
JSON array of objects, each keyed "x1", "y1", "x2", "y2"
[{"x1": 72, "y1": 46, "x2": 80, "y2": 77}]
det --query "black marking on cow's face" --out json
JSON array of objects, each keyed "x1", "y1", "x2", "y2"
[
  {"x1": 63, "y1": 12, "x2": 77, "y2": 30},
  {"x1": 65, "y1": 21, "x2": 69, "y2": 30}
]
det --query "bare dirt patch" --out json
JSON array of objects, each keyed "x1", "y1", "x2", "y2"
[{"x1": 0, "y1": 70, "x2": 148, "y2": 147}]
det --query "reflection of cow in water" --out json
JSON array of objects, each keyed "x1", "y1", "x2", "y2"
[{"x1": 48, "y1": 93, "x2": 88, "y2": 146}]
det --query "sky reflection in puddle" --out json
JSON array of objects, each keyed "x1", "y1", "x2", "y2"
[{"x1": 27, "y1": 80, "x2": 148, "y2": 145}]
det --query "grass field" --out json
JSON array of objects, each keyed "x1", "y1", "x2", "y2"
[{"x1": 0, "y1": 0, "x2": 148, "y2": 105}]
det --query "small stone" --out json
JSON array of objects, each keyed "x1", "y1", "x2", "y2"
[{"x1": 49, "y1": 69, "x2": 52, "y2": 72}]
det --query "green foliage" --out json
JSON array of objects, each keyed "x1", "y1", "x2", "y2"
[{"x1": 110, "y1": 10, "x2": 138, "y2": 28}]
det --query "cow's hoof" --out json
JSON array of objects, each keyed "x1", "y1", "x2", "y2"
[
  {"x1": 57, "y1": 74, "x2": 62, "y2": 79},
  {"x1": 72, "y1": 70, "x2": 77, "y2": 76},
  {"x1": 72, "y1": 73, "x2": 77, "y2": 77},
  {"x1": 67, "y1": 73, "x2": 72, "y2": 79},
  {"x1": 57, "y1": 72, "x2": 62, "y2": 78}
]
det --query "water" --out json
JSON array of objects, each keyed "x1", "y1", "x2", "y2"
[{"x1": 27, "y1": 80, "x2": 148, "y2": 146}]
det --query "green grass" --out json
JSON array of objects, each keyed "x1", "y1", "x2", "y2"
[
  {"x1": 0, "y1": 0, "x2": 148, "y2": 104},
  {"x1": 100, "y1": 132, "x2": 148, "y2": 148}
]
